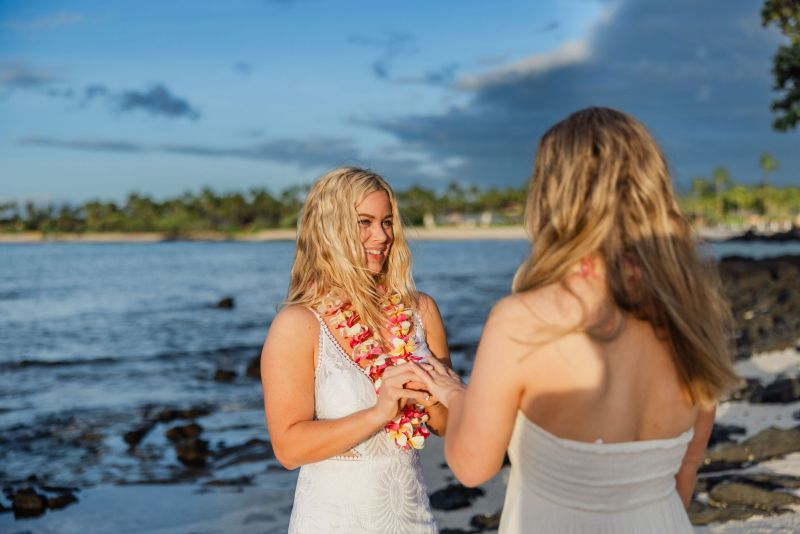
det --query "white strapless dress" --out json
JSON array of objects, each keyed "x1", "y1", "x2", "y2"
[
  {"x1": 499, "y1": 412, "x2": 694, "y2": 533},
  {"x1": 287, "y1": 311, "x2": 437, "y2": 534}
]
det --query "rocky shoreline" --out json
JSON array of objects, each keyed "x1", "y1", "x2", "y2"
[{"x1": 1, "y1": 255, "x2": 800, "y2": 531}]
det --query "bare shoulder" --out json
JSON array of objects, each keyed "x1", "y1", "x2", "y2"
[
  {"x1": 267, "y1": 305, "x2": 319, "y2": 343},
  {"x1": 486, "y1": 290, "x2": 547, "y2": 329},
  {"x1": 415, "y1": 292, "x2": 441, "y2": 318}
]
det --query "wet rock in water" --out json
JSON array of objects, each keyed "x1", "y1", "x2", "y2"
[
  {"x1": 429, "y1": 483, "x2": 485, "y2": 511},
  {"x1": 123, "y1": 422, "x2": 155, "y2": 448},
  {"x1": 213, "y1": 368, "x2": 236, "y2": 382},
  {"x1": 214, "y1": 438, "x2": 274, "y2": 469},
  {"x1": 166, "y1": 423, "x2": 203, "y2": 443},
  {"x1": 688, "y1": 500, "x2": 765, "y2": 526},
  {"x1": 246, "y1": 353, "x2": 261, "y2": 379},
  {"x1": 709, "y1": 481, "x2": 800, "y2": 511},
  {"x1": 727, "y1": 227, "x2": 800, "y2": 242},
  {"x1": 12, "y1": 487, "x2": 46, "y2": 518},
  {"x1": 750, "y1": 376, "x2": 800, "y2": 404},
  {"x1": 203, "y1": 475, "x2": 254, "y2": 487},
  {"x1": 46, "y1": 492, "x2": 78, "y2": 509},
  {"x1": 215, "y1": 296, "x2": 235, "y2": 309},
  {"x1": 153, "y1": 405, "x2": 213, "y2": 423},
  {"x1": 470, "y1": 508, "x2": 502, "y2": 530},
  {"x1": 702, "y1": 426, "x2": 800, "y2": 471},
  {"x1": 176, "y1": 437, "x2": 210, "y2": 467},
  {"x1": 707, "y1": 423, "x2": 747, "y2": 448}
]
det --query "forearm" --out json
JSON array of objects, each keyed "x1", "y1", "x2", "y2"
[
  {"x1": 272, "y1": 407, "x2": 386, "y2": 469},
  {"x1": 424, "y1": 401, "x2": 448, "y2": 436},
  {"x1": 675, "y1": 467, "x2": 697, "y2": 508}
]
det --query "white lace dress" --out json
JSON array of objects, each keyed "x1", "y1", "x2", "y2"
[
  {"x1": 287, "y1": 311, "x2": 438, "y2": 534},
  {"x1": 498, "y1": 411, "x2": 695, "y2": 533}
]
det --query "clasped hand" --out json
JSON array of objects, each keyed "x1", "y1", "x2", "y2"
[
  {"x1": 372, "y1": 363, "x2": 432, "y2": 422},
  {"x1": 409, "y1": 356, "x2": 466, "y2": 408}
]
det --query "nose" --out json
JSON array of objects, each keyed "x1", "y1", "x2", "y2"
[{"x1": 373, "y1": 222, "x2": 390, "y2": 245}]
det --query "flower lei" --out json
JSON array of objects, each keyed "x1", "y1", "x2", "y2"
[{"x1": 319, "y1": 292, "x2": 431, "y2": 450}]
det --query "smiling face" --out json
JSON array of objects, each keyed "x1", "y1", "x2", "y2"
[{"x1": 356, "y1": 189, "x2": 394, "y2": 274}]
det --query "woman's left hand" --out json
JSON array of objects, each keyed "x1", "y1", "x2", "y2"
[
  {"x1": 409, "y1": 357, "x2": 466, "y2": 408},
  {"x1": 403, "y1": 380, "x2": 439, "y2": 409}
]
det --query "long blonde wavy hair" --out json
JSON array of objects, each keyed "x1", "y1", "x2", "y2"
[
  {"x1": 512, "y1": 107, "x2": 738, "y2": 404},
  {"x1": 285, "y1": 167, "x2": 417, "y2": 341}
]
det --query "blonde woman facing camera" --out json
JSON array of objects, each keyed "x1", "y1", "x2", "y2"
[
  {"x1": 411, "y1": 108, "x2": 738, "y2": 533},
  {"x1": 261, "y1": 167, "x2": 450, "y2": 533}
]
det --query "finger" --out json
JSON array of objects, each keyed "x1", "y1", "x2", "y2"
[
  {"x1": 426, "y1": 356, "x2": 448, "y2": 374},
  {"x1": 408, "y1": 363, "x2": 436, "y2": 386},
  {"x1": 403, "y1": 380, "x2": 428, "y2": 391},
  {"x1": 382, "y1": 369, "x2": 420, "y2": 386},
  {"x1": 388, "y1": 386, "x2": 428, "y2": 401}
]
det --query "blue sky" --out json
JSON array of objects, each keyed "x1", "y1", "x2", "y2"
[{"x1": 1, "y1": 0, "x2": 797, "y2": 203}]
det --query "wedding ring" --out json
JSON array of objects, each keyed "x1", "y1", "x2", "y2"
[{"x1": 424, "y1": 394, "x2": 431, "y2": 401}]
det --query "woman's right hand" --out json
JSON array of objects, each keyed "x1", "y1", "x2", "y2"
[
  {"x1": 371, "y1": 363, "x2": 429, "y2": 423},
  {"x1": 409, "y1": 356, "x2": 466, "y2": 408}
]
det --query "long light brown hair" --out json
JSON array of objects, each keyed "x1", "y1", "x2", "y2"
[
  {"x1": 512, "y1": 107, "x2": 738, "y2": 404},
  {"x1": 285, "y1": 167, "x2": 417, "y2": 341}
]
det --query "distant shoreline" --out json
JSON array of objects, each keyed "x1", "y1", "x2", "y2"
[{"x1": 0, "y1": 226, "x2": 749, "y2": 243}]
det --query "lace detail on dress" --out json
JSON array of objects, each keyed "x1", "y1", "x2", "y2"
[{"x1": 288, "y1": 308, "x2": 437, "y2": 533}]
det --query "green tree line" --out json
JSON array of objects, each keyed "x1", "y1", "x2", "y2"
[
  {"x1": 680, "y1": 155, "x2": 800, "y2": 226},
  {"x1": 1, "y1": 173, "x2": 797, "y2": 235},
  {"x1": 0, "y1": 183, "x2": 528, "y2": 234}
]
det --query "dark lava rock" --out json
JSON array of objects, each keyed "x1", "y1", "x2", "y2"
[
  {"x1": 246, "y1": 353, "x2": 261, "y2": 379},
  {"x1": 213, "y1": 368, "x2": 236, "y2": 382},
  {"x1": 727, "y1": 227, "x2": 800, "y2": 243},
  {"x1": 726, "y1": 378, "x2": 762, "y2": 402},
  {"x1": 123, "y1": 422, "x2": 155, "y2": 448},
  {"x1": 703, "y1": 426, "x2": 800, "y2": 471},
  {"x1": 719, "y1": 255, "x2": 800, "y2": 357},
  {"x1": 46, "y1": 492, "x2": 78, "y2": 509},
  {"x1": 203, "y1": 475, "x2": 254, "y2": 487},
  {"x1": 153, "y1": 405, "x2": 213, "y2": 423},
  {"x1": 429, "y1": 483, "x2": 485, "y2": 511},
  {"x1": 688, "y1": 500, "x2": 765, "y2": 526},
  {"x1": 12, "y1": 487, "x2": 46, "y2": 518},
  {"x1": 214, "y1": 438, "x2": 274, "y2": 469},
  {"x1": 166, "y1": 423, "x2": 203, "y2": 443},
  {"x1": 707, "y1": 423, "x2": 747, "y2": 448},
  {"x1": 215, "y1": 296, "x2": 235, "y2": 309},
  {"x1": 709, "y1": 481, "x2": 800, "y2": 511},
  {"x1": 470, "y1": 508, "x2": 502, "y2": 530},
  {"x1": 739, "y1": 473, "x2": 800, "y2": 490},
  {"x1": 751, "y1": 376, "x2": 800, "y2": 403},
  {"x1": 176, "y1": 437, "x2": 210, "y2": 467}
]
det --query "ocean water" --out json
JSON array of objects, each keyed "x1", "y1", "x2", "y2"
[{"x1": 0, "y1": 239, "x2": 798, "y2": 494}]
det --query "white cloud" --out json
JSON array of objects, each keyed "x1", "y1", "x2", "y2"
[{"x1": 458, "y1": 40, "x2": 590, "y2": 91}]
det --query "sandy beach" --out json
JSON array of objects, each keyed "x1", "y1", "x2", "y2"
[{"x1": 0, "y1": 225, "x2": 748, "y2": 244}]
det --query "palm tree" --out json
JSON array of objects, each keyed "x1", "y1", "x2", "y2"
[
  {"x1": 712, "y1": 167, "x2": 732, "y2": 193},
  {"x1": 759, "y1": 153, "x2": 779, "y2": 185}
]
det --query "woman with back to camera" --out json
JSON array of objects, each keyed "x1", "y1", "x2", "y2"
[
  {"x1": 410, "y1": 108, "x2": 739, "y2": 532},
  {"x1": 261, "y1": 167, "x2": 450, "y2": 533}
]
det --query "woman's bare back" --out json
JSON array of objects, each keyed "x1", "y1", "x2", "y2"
[{"x1": 512, "y1": 283, "x2": 699, "y2": 444}]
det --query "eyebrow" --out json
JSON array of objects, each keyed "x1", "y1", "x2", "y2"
[{"x1": 357, "y1": 213, "x2": 393, "y2": 219}]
